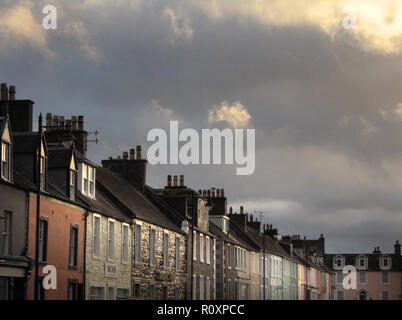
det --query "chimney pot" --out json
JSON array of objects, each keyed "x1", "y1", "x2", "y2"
[
  {"x1": 240, "y1": 206, "x2": 244, "y2": 214},
  {"x1": 395, "y1": 240, "x2": 401, "y2": 256},
  {"x1": 59, "y1": 116, "x2": 65, "y2": 128},
  {"x1": 179, "y1": 175, "x2": 184, "y2": 187},
  {"x1": 217, "y1": 189, "x2": 221, "y2": 197},
  {"x1": 173, "y1": 175, "x2": 178, "y2": 187},
  {"x1": 123, "y1": 151, "x2": 128, "y2": 160},
  {"x1": 8, "y1": 85, "x2": 16, "y2": 100},
  {"x1": 250, "y1": 214, "x2": 253, "y2": 222},
  {"x1": 136, "y1": 145, "x2": 142, "y2": 160},
  {"x1": 46, "y1": 113, "x2": 53, "y2": 130},
  {"x1": 78, "y1": 115, "x2": 84, "y2": 131},
  {"x1": 1, "y1": 83, "x2": 8, "y2": 101},
  {"x1": 221, "y1": 189, "x2": 225, "y2": 197},
  {"x1": 66, "y1": 119, "x2": 72, "y2": 130},
  {"x1": 53, "y1": 115, "x2": 59, "y2": 128},
  {"x1": 229, "y1": 206, "x2": 233, "y2": 214},
  {"x1": 130, "y1": 149, "x2": 135, "y2": 160},
  {"x1": 207, "y1": 190, "x2": 211, "y2": 197},
  {"x1": 167, "y1": 175, "x2": 172, "y2": 187}
]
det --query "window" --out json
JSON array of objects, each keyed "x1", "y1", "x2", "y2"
[
  {"x1": 108, "y1": 220, "x2": 115, "y2": 261},
  {"x1": 251, "y1": 253, "x2": 255, "y2": 274},
  {"x1": 206, "y1": 236, "x2": 210, "y2": 264},
  {"x1": 336, "y1": 271, "x2": 343, "y2": 285},
  {"x1": 150, "y1": 228, "x2": 156, "y2": 267},
  {"x1": 93, "y1": 216, "x2": 101, "y2": 257},
  {"x1": 149, "y1": 284, "x2": 155, "y2": 299},
  {"x1": 90, "y1": 286, "x2": 105, "y2": 300},
  {"x1": 227, "y1": 280, "x2": 231, "y2": 299},
  {"x1": 70, "y1": 170, "x2": 77, "y2": 201},
  {"x1": 382, "y1": 271, "x2": 389, "y2": 284},
  {"x1": 163, "y1": 233, "x2": 169, "y2": 270},
  {"x1": 192, "y1": 231, "x2": 197, "y2": 261},
  {"x1": 175, "y1": 237, "x2": 180, "y2": 272},
  {"x1": 380, "y1": 256, "x2": 392, "y2": 270},
  {"x1": 69, "y1": 225, "x2": 78, "y2": 267},
  {"x1": 356, "y1": 255, "x2": 367, "y2": 270},
  {"x1": 200, "y1": 275, "x2": 204, "y2": 300},
  {"x1": 1, "y1": 211, "x2": 11, "y2": 255},
  {"x1": 192, "y1": 275, "x2": 196, "y2": 300},
  {"x1": 200, "y1": 234, "x2": 204, "y2": 263},
  {"x1": 333, "y1": 255, "x2": 344, "y2": 270},
  {"x1": 227, "y1": 244, "x2": 231, "y2": 268},
  {"x1": 175, "y1": 286, "x2": 180, "y2": 300},
  {"x1": 117, "y1": 288, "x2": 129, "y2": 300},
  {"x1": 186, "y1": 198, "x2": 193, "y2": 217},
  {"x1": 40, "y1": 156, "x2": 46, "y2": 191},
  {"x1": 122, "y1": 224, "x2": 129, "y2": 264},
  {"x1": 134, "y1": 224, "x2": 142, "y2": 264},
  {"x1": 162, "y1": 285, "x2": 168, "y2": 300},
  {"x1": 336, "y1": 291, "x2": 344, "y2": 300},
  {"x1": 68, "y1": 279, "x2": 78, "y2": 300},
  {"x1": 359, "y1": 271, "x2": 367, "y2": 285},
  {"x1": 38, "y1": 218, "x2": 48, "y2": 262},
  {"x1": 382, "y1": 291, "x2": 389, "y2": 300},
  {"x1": 134, "y1": 281, "x2": 141, "y2": 298},
  {"x1": 1, "y1": 142, "x2": 10, "y2": 180},
  {"x1": 82, "y1": 163, "x2": 96, "y2": 197},
  {"x1": 205, "y1": 277, "x2": 210, "y2": 300}
]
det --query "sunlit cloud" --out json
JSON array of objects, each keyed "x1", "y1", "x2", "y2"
[
  {"x1": 192, "y1": 0, "x2": 402, "y2": 54},
  {"x1": 208, "y1": 101, "x2": 252, "y2": 128},
  {"x1": 164, "y1": 7, "x2": 194, "y2": 43}
]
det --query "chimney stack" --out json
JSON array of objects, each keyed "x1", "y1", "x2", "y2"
[
  {"x1": 136, "y1": 145, "x2": 142, "y2": 160},
  {"x1": 1, "y1": 83, "x2": 8, "y2": 101},
  {"x1": 229, "y1": 206, "x2": 233, "y2": 214},
  {"x1": 9, "y1": 85, "x2": 16, "y2": 100},
  {"x1": 240, "y1": 206, "x2": 244, "y2": 214},
  {"x1": 395, "y1": 241, "x2": 401, "y2": 256},
  {"x1": 78, "y1": 115, "x2": 84, "y2": 130},
  {"x1": 167, "y1": 175, "x2": 172, "y2": 187},
  {"x1": 123, "y1": 151, "x2": 128, "y2": 160},
  {"x1": 66, "y1": 119, "x2": 71, "y2": 130},
  {"x1": 53, "y1": 115, "x2": 59, "y2": 128},
  {"x1": 179, "y1": 175, "x2": 184, "y2": 187},
  {"x1": 71, "y1": 116, "x2": 77, "y2": 130},
  {"x1": 211, "y1": 188, "x2": 216, "y2": 197},
  {"x1": 46, "y1": 113, "x2": 53, "y2": 130},
  {"x1": 59, "y1": 116, "x2": 65, "y2": 128},
  {"x1": 217, "y1": 189, "x2": 221, "y2": 197},
  {"x1": 130, "y1": 148, "x2": 135, "y2": 160},
  {"x1": 173, "y1": 175, "x2": 178, "y2": 187}
]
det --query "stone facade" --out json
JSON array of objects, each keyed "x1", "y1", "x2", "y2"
[
  {"x1": 85, "y1": 212, "x2": 132, "y2": 300},
  {"x1": 132, "y1": 219, "x2": 187, "y2": 300}
]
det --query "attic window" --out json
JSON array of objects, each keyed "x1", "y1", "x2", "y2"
[
  {"x1": 81, "y1": 163, "x2": 96, "y2": 198},
  {"x1": 1, "y1": 142, "x2": 10, "y2": 181},
  {"x1": 39, "y1": 156, "x2": 46, "y2": 191},
  {"x1": 70, "y1": 170, "x2": 77, "y2": 201},
  {"x1": 380, "y1": 256, "x2": 391, "y2": 270},
  {"x1": 356, "y1": 255, "x2": 368, "y2": 270},
  {"x1": 333, "y1": 255, "x2": 345, "y2": 270}
]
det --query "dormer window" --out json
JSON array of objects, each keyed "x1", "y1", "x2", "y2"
[
  {"x1": 70, "y1": 170, "x2": 77, "y2": 201},
  {"x1": 81, "y1": 163, "x2": 95, "y2": 198},
  {"x1": 356, "y1": 255, "x2": 368, "y2": 270},
  {"x1": 333, "y1": 255, "x2": 345, "y2": 270},
  {"x1": 380, "y1": 255, "x2": 391, "y2": 270},
  {"x1": 1, "y1": 118, "x2": 12, "y2": 182},
  {"x1": 40, "y1": 156, "x2": 46, "y2": 191},
  {"x1": 1, "y1": 142, "x2": 10, "y2": 181}
]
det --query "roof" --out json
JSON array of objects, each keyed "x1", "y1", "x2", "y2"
[
  {"x1": 96, "y1": 167, "x2": 185, "y2": 234},
  {"x1": 325, "y1": 253, "x2": 402, "y2": 272},
  {"x1": 12, "y1": 132, "x2": 41, "y2": 153},
  {"x1": 47, "y1": 147, "x2": 72, "y2": 168}
]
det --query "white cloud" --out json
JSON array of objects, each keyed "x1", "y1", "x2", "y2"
[
  {"x1": 164, "y1": 7, "x2": 194, "y2": 43},
  {"x1": 0, "y1": 2, "x2": 55, "y2": 57},
  {"x1": 208, "y1": 101, "x2": 252, "y2": 128},
  {"x1": 191, "y1": 0, "x2": 402, "y2": 54}
]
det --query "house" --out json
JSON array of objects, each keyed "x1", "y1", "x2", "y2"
[
  {"x1": 153, "y1": 176, "x2": 216, "y2": 300},
  {"x1": 325, "y1": 242, "x2": 402, "y2": 300},
  {"x1": 100, "y1": 153, "x2": 188, "y2": 300}
]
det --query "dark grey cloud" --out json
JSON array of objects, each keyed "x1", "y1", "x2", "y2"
[{"x1": 1, "y1": 0, "x2": 402, "y2": 253}]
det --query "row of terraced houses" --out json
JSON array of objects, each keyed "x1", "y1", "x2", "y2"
[{"x1": 0, "y1": 83, "x2": 401, "y2": 300}]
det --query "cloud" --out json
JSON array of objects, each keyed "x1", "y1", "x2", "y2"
[
  {"x1": 63, "y1": 21, "x2": 102, "y2": 61},
  {"x1": 192, "y1": 0, "x2": 402, "y2": 54},
  {"x1": 164, "y1": 7, "x2": 194, "y2": 43},
  {"x1": 379, "y1": 102, "x2": 402, "y2": 121},
  {"x1": 0, "y1": 3, "x2": 55, "y2": 57},
  {"x1": 208, "y1": 101, "x2": 252, "y2": 128},
  {"x1": 150, "y1": 99, "x2": 174, "y2": 117}
]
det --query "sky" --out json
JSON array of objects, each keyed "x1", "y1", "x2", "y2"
[{"x1": 1, "y1": 0, "x2": 402, "y2": 253}]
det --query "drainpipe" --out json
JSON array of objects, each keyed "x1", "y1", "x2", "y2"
[
  {"x1": 83, "y1": 209, "x2": 88, "y2": 300},
  {"x1": 34, "y1": 114, "x2": 42, "y2": 300},
  {"x1": 262, "y1": 224, "x2": 266, "y2": 300},
  {"x1": 190, "y1": 193, "x2": 195, "y2": 300}
]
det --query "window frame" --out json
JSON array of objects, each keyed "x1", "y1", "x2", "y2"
[
  {"x1": 1, "y1": 141, "x2": 10, "y2": 181},
  {"x1": 121, "y1": 223, "x2": 129, "y2": 264},
  {"x1": 69, "y1": 169, "x2": 77, "y2": 201},
  {"x1": 134, "y1": 223, "x2": 142, "y2": 265},
  {"x1": 206, "y1": 236, "x2": 210, "y2": 264},
  {"x1": 69, "y1": 224, "x2": 79, "y2": 268},
  {"x1": 1, "y1": 211, "x2": 12, "y2": 255},
  {"x1": 107, "y1": 219, "x2": 115, "y2": 261},
  {"x1": 175, "y1": 236, "x2": 181, "y2": 272},
  {"x1": 92, "y1": 215, "x2": 101, "y2": 259},
  {"x1": 163, "y1": 232, "x2": 169, "y2": 270},
  {"x1": 38, "y1": 217, "x2": 48, "y2": 263},
  {"x1": 149, "y1": 227, "x2": 156, "y2": 267}
]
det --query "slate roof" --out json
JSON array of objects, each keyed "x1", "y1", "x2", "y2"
[
  {"x1": 12, "y1": 132, "x2": 41, "y2": 153},
  {"x1": 96, "y1": 167, "x2": 184, "y2": 234},
  {"x1": 47, "y1": 147, "x2": 72, "y2": 168},
  {"x1": 325, "y1": 253, "x2": 402, "y2": 272}
]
